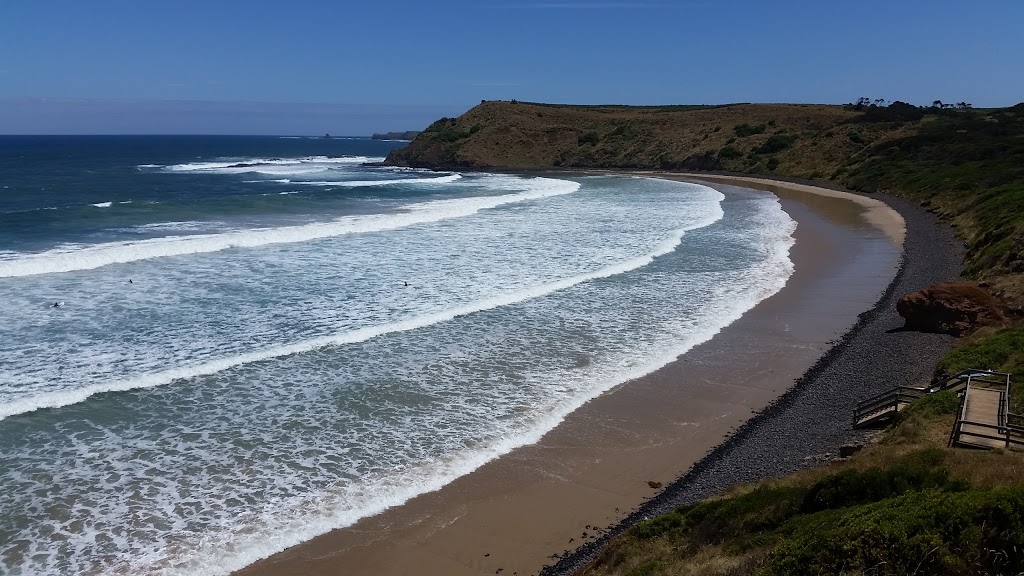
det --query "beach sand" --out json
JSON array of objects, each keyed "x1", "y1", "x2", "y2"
[{"x1": 236, "y1": 176, "x2": 904, "y2": 576}]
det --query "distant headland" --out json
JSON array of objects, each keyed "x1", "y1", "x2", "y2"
[{"x1": 371, "y1": 131, "x2": 421, "y2": 141}]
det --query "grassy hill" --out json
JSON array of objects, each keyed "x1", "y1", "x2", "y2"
[{"x1": 387, "y1": 100, "x2": 1024, "y2": 282}]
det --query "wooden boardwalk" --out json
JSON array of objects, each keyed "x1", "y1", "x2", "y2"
[
  {"x1": 854, "y1": 369, "x2": 1021, "y2": 450},
  {"x1": 956, "y1": 387, "x2": 1006, "y2": 449}
]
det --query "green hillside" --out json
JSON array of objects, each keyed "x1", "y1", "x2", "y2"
[{"x1": 387, "y1": 100, "x2": 1024, "y2": 282}]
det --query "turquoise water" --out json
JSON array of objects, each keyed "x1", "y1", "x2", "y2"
[{"x1": 0, "y1": 137, "x2": 795, "y2": 575}]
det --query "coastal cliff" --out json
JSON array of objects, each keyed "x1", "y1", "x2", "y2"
[{"x1": 387, "y1": 101, "x2": 1024, "y2": 281}]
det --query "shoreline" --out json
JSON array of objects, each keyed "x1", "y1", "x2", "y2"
[
  {"x1": 541, "y1": 176, "x2": 965, "y2": 575},
  {"x1": 235, "y1": 175, "x2": 944, "y2": 576}
]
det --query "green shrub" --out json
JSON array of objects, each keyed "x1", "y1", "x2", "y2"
[
  {"x1": 765, "y1": 486, "x2": 1024, "y2": 576},
  {"x1": 937, "y1": 326, "x2": 1024, "y2": 377},
  {"x1": 755, "y1": 134, "x2": 798, "y2": 154},
  {"x1": 633, "y1": 513, "x2": 685, "y2": 540},
  {"x1": 734, "y1": 123, "x2": 767, "y2": 137},
  {"x1": 578, "y1": 131, "x2": 600, "y2": 146},
  {"x1": 801, "y1": 449, "x2": 965, "y2": 513},
  {"x1": 848, "y1": 130, "x2": 866, "y2": 144},
  {"x1": 436, "y1": 128, "x2": 471, "y2": 142},
  {"x1": 718, "y1": 146, "x2": 743, "y2": 159},
  {"x1": 898, "y1": 390, "x2": 961, "y2": 422},
  {"x1": 766, "y1": 157, "x2": 780, "y2": 171}
]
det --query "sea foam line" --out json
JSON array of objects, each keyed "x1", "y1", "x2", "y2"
[
  {"x1": 151, "y1": 156, "x2": 383, "y2": 172},
  {"x1": 0, "y1": 193, "x2": 723, "y2": 422},
  {"x1": 0, "y1": 176, "x2": 572, "y2": 278},
  {"x1": 296, "y1": 174, "x2": 462, "y2": 187}
]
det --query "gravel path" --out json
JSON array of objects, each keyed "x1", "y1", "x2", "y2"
[{"x1": 539, "y1": 188, "x2": 966, "y2": 576}]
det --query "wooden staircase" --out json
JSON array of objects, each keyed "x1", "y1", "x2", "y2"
[
  {"x1": 853, "y1": 386, "x2": 928, "y2": 428},
  {"x1": 949, "y1": 371, "x2": 1024, "y2": 450},
  {"x1": 853, "y1": 370, "x2": 1020, "y2": 452}
]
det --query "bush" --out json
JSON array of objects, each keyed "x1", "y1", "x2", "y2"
[
  {"x1": 937, "y1": 326, "x2": 1024, "y2": 377},
  {"x1": 848, "y1": 130, "x2": 866, "y2": 144},
  {"x1": 734, "y1": 123, "x2": 767, "y2": 137},
  {"x1": 578, "y1": 131, "x2": 600, "y2": 146},
  {"x1": 765, "y1": 486, "x2": 1024, "y2": 575},
  {"x1": 766, "y1": 157, "x2": 780, "y2": 171},
  {"x1": 718, "y1": 146, "x2": 743, "y2": 159},
  {"x1": 754, "y1": 134, "x2": 798, "y2": 154},
  {"x1": 801, "y1": 448, "x2": 965, "y2": 513},
  {"x1": 436, "y1": 128, "x2": 471, "y2": 142},
  {"x1": 897, "y1": 390, "x2": 961, "y2": 422}
]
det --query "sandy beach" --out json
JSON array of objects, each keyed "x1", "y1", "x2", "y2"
[{"x1": 236, "y1": 176, "x2": 910, "y2": 576}]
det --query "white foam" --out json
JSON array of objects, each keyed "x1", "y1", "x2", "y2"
[
  {"x1": 163, "y1": 156, "x2": 383, "y2": 174},
  {"x1": 0, "y1": 177, "x2": 578, "y2": 279},
  {"x1": 90, "y1": 201, "x2": 112, "y2": 208},
  {"x1": 0, "y1": 189, "x2": 716, "y2": 421},
  {"x1": 298, "y1": 174, "x2": 462, "y2": 187}
]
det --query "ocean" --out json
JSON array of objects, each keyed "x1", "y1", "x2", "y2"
[{"x1": 0, "y1": 136, "x2": 796, "y2": 575}]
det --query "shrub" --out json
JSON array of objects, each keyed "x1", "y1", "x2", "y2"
[
  {"x1": 765, "y1": 486, "x2": 1024, "y2": 576},
  {"x1": 734, "y1": 123, "x2": 767, "y2": 137},
  {"x1": 848, "y1": 130, "x2": 866, "y2": 144},
  {"x1": 718, "y1": 146, "x2": 743, "y2": 159},
  {"x1": 436, "y1": 128, "x2": 471, "y2": 142},
  {"x1": 578, "y1": 131, "x2": 600, "y2": 146},
  {"x1": 766, "y1": 157, "x2": 780, "y2": 171},
  {"x1": 754, "y1": 134, "x2": 798, "y2": 154},
  {"x1": 801, "y1": 448, "x2": 965, "y2": 513},
  {"x1": 897, "y1": 390, "x2": 961, "y2": 423}
]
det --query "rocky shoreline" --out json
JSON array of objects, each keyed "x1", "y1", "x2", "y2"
[{"x1": 539, "y1": 188, "x2": 965, "y2": 575}]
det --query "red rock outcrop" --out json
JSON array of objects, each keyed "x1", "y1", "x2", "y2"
[{"x1": 896, "y1": 282, "x2": 1005, "y2": 336}]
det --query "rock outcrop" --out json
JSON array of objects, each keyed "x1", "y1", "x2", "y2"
[{"x1": 896, "y1": 281, "x2": 1004, "y2": 336}]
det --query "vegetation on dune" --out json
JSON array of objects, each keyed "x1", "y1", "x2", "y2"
[
  {"x1": 583, "y1": 409, "x2": 1024, "y2": 576},
  {"x1": 937, "y1": 325, "x2": 1024, "y2": 412},
  {"x1": 842, "y1": 103, "x2": 1024, "y2": 277}
]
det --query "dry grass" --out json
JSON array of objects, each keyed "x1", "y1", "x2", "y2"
[{"x1": 388, "y1": 101, "x2": 901, "y2": 178}]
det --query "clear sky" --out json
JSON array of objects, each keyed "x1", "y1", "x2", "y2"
[{"x1": 1, "y1": 0, "x2": 1021, "y2": 134}]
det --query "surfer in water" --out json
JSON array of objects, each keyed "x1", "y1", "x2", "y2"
[{"x1": 52, "y1": 301, "x2": 64, "y2": 308}]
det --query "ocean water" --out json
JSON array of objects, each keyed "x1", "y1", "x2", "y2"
[{"x1": 0, "y1": 136, "x2": 796, "y2": 575}]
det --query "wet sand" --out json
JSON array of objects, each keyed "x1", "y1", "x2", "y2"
[{"x1": 236, "y1": 177, "x2": 903, "y2": 576}]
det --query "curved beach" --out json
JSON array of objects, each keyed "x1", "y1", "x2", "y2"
[{"x1": 236, "y1": 176, "x2": 959, "y2": 576}]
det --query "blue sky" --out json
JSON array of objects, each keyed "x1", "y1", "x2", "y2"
[{"x1": 1, "y1": 0, "x2": 1021, "y2": 134}]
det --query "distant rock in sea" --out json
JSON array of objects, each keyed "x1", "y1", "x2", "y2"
[{"x1": 371, "y1": 131, "x2": 421, "y2": 141}]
